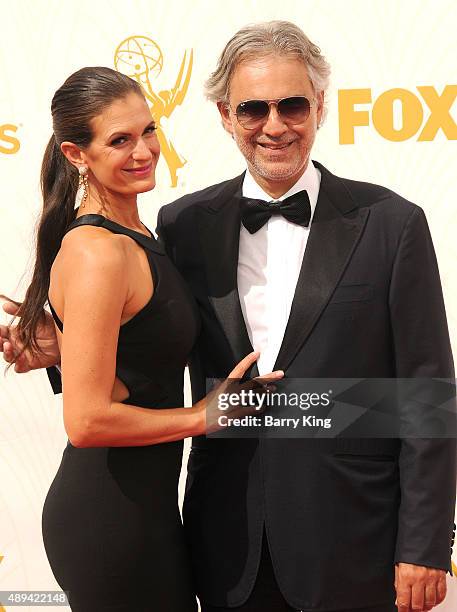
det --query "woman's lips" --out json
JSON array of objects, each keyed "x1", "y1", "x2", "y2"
[{"x1": 123, "y1": 163, "x2": 153, "y2": 176}]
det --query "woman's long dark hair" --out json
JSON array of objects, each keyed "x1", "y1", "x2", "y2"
[{"x1": 6, "y1": 67, "x2": 143, "y2": 364}]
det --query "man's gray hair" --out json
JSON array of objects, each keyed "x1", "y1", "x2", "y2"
[{"x1": 204, "y1": 20, "x2": 331, "y2": 103}]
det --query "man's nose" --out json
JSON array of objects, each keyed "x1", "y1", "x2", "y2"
[{"x1": 262, "y1": 104, "x2": 288, "y2": 137}]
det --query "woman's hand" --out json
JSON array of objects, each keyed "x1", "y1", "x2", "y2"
[
  {"x1": 0, "y1": 298, "x2": 61, "y2": 372},
  {"x1": 195, "y1": 351, "x2": 284, "y2": 435}
]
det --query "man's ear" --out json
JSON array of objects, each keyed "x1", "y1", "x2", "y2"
[
  {"x1": 217, "y1": 101, "x2": 235, "y2": 137},
  {"x1": 60, "y1": 141, "x2": 87, "y2": 169},
  {"x1": 316, "y1": 90, "x2": 325, "y2": 127}
]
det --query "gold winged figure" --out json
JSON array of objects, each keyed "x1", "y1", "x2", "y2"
[{"x1": 114, "y1": 36, "x2": 193, "y2": 187}]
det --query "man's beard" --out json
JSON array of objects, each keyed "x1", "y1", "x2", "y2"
[{"x1": 233, "y1": 133, "x2": 310, "y2": 183}]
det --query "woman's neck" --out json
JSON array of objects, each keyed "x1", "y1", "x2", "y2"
[{"x1": 77, "y1": 185, "x2": 143, "y2": 231}]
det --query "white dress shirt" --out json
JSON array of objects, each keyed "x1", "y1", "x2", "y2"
[{"x1": 237, "y1": 161, "x2": 321, "y2": 375}]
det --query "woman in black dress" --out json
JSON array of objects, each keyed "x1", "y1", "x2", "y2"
[{"x1": 0, "y1": 67, "x2": 281, "y2": 611}]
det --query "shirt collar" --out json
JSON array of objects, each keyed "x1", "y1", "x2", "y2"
[{"x1": 242, "y1": 160, "x2": 321, "y2": 221}]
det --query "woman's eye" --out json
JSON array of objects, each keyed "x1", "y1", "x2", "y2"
[{"x1": 110, "y1": 126, "x2": 155, "y2": 146}]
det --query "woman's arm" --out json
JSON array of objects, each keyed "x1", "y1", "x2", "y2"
[{"x1": 58, "y1": 228, "x2": 204, "y2": 448}]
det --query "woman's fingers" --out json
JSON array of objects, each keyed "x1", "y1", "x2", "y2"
[
  {"x1": 253, "y1": 371, "x2": 284, "y2": 384},
  {"x1": 228, "y1": 351, "x2": 260, "y2": 379},
  {"x1": 226, "y1": 353, "x2": 284, "y2": 397},
  {"x1": 234, "y1": 366, "x2": 284, "y2": 396},
  {"x1": 204, "y1": 353, "x2": 288, "y2": 434},
  {"x1": 228, "y1": 352, "x2": 284, "y2": 381}
]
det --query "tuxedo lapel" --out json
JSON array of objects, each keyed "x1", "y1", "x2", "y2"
[
  {"x1": 197, "y1": 174, "x2": 256, "y2": 368},
  {"x1": 274, "y1": 163, "x2": 370, "y2": 372}
]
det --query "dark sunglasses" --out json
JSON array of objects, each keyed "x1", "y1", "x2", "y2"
[{"x1": 232, "y1": 96, "x2": 315, "y2": 129}]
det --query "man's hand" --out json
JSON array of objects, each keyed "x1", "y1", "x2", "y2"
[
  {"x1": 395, "y1": 562, "x2": 447, "y2": 611},
  {"x1": 0, "y1": 300, "x2": 60, "y2": 372}
]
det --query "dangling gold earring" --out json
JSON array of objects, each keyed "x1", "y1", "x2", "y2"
[{"x1": 78, "y1": 166, "x2": 89, "y2": 207}]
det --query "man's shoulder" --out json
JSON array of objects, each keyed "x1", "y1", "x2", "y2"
[
  {"x1": 319, "y1": 163, "x2": 422, "y2": 220},
  {"x1": 343, "y1": 175, "x2": 416, "y2": 208},
  {"x1": 159, "y1": 174, "x2": 243, "y2": 225}
]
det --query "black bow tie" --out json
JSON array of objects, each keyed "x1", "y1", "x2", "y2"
[{"x1": 240, "y1": 190, "x2": 311, "y2": 234}]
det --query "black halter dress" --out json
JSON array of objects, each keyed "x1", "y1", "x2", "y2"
[{"x1": 42, "y1": 214, "x2": 200, "y2": 612}]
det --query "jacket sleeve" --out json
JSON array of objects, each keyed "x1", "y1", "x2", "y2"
[
  {"x1": 156, "y1": 205, "x2": 174, "y2": 260},
  {"x1": 389, "y1": 206, "x2": 456, "y2": 572}
]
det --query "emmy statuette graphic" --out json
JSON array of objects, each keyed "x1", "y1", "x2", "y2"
[{"x1": 115, "y1": 36, "x2": 193, "y2": 187}]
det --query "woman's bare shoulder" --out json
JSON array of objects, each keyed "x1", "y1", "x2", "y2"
[
  {"x1": 63, "y1": 223, "x2": 129, "y2": 252},
  {"x1": 49, "y1": 225, "x2": 132, "y2": 307},
  {"x1": 56, "y1": 224, "x2": 131, "y2": 270}
]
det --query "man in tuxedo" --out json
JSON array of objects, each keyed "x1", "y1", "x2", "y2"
[
  {"x1": 154, "y1": 21, "x2": 456, "y2": 612},
  {"x1": 1, "y1": 20, "x2": 455, "y2": 612}
]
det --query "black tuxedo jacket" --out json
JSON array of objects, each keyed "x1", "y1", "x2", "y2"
[{"x1": 156, "y1": 161, "x2": 456, "y2": 610}]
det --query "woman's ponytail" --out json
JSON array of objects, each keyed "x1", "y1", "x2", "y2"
[{"x1": 4, "y1": 66, "x2": 144, "y2": 366}]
